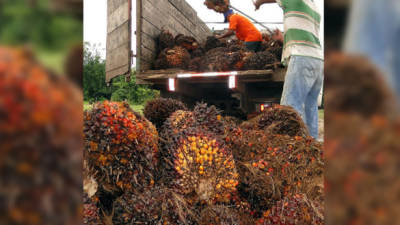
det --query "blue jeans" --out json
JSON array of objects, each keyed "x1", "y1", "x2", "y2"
[{"x1": 280, "y1": 56, "x2": 324, "y2": 139}]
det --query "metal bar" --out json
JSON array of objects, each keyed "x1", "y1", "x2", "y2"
[
  {"x1": 205, "y1": 22, "x2": 283, "y2": 24},
  {"x1": 229, "y1": 5, "x2": 274, "y2": 34}
]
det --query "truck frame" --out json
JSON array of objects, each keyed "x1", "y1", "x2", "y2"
[{"x1": 106, "y1": 0, "x2": 286, "y2": 116}]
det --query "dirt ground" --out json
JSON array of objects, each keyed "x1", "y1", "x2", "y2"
[{"x1": 318, "y1": 117, "x2": 324, "y2": 142}]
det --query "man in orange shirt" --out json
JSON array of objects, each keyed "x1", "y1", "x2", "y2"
[{"x1": 216, "y1": 9, "x2": 263, "y2": 52}]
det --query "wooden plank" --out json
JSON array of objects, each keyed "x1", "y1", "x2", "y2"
[
  {"x1": 107, "y1": 22, "x2": 129, "y2": 51},
  {"x1": 141, "y1": 19, "x2": 162, "y2": 37},
  {"x1": 108, "y1": 0, "x2": 126, "y2": 15},
  {"x1": 107, "y1": 0, "x2": 130, "y2": 32},
  {"x1": 107, "y1": 64, "x2": 131, "y2": 81},
  {"x1": 168, "y1": 0, "x2": 197, "y2": 22},
  {"x1": 140, "y1": 46, "x2": 157, "y2": 62},
  {"x1": 106, "y1": 42, "x2": 130, "y2": 71},
  {"x1": 142, "y1": 0, "x2": 195, "y2": 37},
  {"x1": 137, "y1": 0, "x2": 212, "y2": 74},
  {"x1": 141, "y1": 32, "x2": 157, "y2": 52},
  {"x1": 106, "y1": 0, "x2": 131, "y2": 82}
]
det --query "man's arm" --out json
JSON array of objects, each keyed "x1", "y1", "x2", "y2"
[
  {"x1": 254, "y1": 0, "x2": 276, "y2": 10},
  {"x1": 216, "y1": 29, "x2": 235, "y2": 39}
]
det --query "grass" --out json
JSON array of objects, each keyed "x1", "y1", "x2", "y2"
[
  {"x1": 84, "y1": 101, "x2": 145, "y2": 114},
  {"x1": 318, "y1": 109, "x2": 324, "y2": 120},
  {"x1": 35, "y1": 48, "x2": 66, "y2": 75}
]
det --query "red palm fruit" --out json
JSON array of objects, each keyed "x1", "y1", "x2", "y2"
[{"x1": 84, "y1": 101, "x2": 158, "y2": 193}]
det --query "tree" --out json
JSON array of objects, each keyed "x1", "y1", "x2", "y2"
[
  {"x1": 83, "y1": 42, "x2": 111, "y2": 102},
  {"x1": 83, "y1": 42, "x2": 159, "y2": 104}
]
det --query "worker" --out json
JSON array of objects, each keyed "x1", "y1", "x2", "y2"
[
  {"x1": 216, "y1": 9, "x2": 263, "y2": 52},
  {"x1": 254, "y1": 0, "x2": 323, "y2": 139}
]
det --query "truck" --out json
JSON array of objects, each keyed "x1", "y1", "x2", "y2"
[{"x1": 105, "y1": 0, "x2": 286, "y2": 117}]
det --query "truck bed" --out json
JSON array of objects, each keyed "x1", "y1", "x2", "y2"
[{"x1": 136, "y1": 68, "x2": 285, "y2": 84}]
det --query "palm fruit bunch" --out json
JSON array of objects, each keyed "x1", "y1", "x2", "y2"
[
  {"x1": 175, "y1": 34, "x2": 199, "y2": 52},
  {"x1": 83, "y1": 193, "x2": 102, "y2": 225},
  {"x1": 236, "y1": 161, "x2": 280, "y2": 215},
  {"x1": 112, "y1": 187, "x2": 196, "y2": 225},
  {"x1": 165, "y1": 128, "x2": 239, "y2": 203},
  {"x1": 204, "y1": 0, "x2": 230, "y2": 13},
  {"x1": 161, "y1": 103, "x2": 224, "y2": 140},
  {"x1": 260, "y1": 40, "x2": 283, "y2": 60},
  {"x1": 225, "y1": 128, "x2": 324, "y2": 212},
  {"x1": 242, "y1": 51, "x2": 277, "y2": 70},
  {"x1": 143, "y1": 97, "x2": 187, "y2": 129},
  {"x1": 201, "y1": 47, "x2": 243, "y2": 72},
  {"x1": 205, "y1": 36, "x2": 226, "y2": 51},
  {"x1": 84, "y1": 101, "x2": 159, "y2": 193},
  {"x1": 189, "y1": 57, "x2": 203, "y2": 71},
  {"x1": 0, "y1": 47, "x2": 82, "y2": 225},
  {"x1": 225, "y1": 129, "x2": 280, "y2": 213},
  {"x1": 154, "y1": 46, "x2": 191, "y2": 69},
  {"x1": 256, "y1": 194, "x2": 324, "y2": 225},
  {"x1": 255, "y1": 105, "x2": 310, "y2": 137},
  {"x1": 191, "y1": 47, "x2": 205, "y2": 58},
  {"x1": 158, "y1": 29, "x2": 175, "y2": 50}
]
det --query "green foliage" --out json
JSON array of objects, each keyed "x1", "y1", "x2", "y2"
[
  {"x1": 0, "y1": 0, "x2": 82, "y2": 50},
  {"x1": 0, "y1": 0, "x2": 82, "y2": 73},
  {"x1": 83, "y1": 43, "x2": 159, "y2": 104}
]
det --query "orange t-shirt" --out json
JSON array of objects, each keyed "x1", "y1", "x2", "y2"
[{"x1": 229, "y1": 14, "x2": 262, "y2": 42}]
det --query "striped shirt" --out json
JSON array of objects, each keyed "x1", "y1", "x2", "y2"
[{"x1": 276, "y1": 0, "x2": 323, "y2": 65}]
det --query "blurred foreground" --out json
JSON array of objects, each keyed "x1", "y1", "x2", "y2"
[
  {"x1": 0, "y1": 1, "x2": 83, "y2": 224},
  {"x1": 325, "y1": 0, "x2": 400, "y2": 224}
]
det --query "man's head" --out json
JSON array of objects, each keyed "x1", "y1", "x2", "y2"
[{"x1": 224, "y1": 9, "x2": 234, "y2": 23}]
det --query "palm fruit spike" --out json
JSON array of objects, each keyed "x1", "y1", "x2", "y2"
[
  {"x1": 161, "y1": 110, "x2": 196, "y2": 138},
  {"x1": 112, "y1": 187, "x2": 195, "y2": 225},
  {"x1": 143, "y1": 97, "x2": 187, "y2": 130},
  {"x1": 256, "y1": 194, "x2": 324, "y2": 225},
  {"x1": 242, "y1": 51, "x2": 277, "y2": 70},
  {"x1": 256, "y1": 105, "x2": 310, "y2": 137},
  {"x1": 193, "y1": 102, "x2": 225, "y2": 135},
  {"x1": 200, "y1": 47, "x2": 243, "y2": 72},
  {"x1": 158, "y1": 29, "x2": 175, "y2": 50},
  {"x1": 168, "y1": 128, "x2": 239, "y2": 203},
  {"x1": 175, "y1": 34, "x2": 199, "y2": 51},
  {"x1": 83, "y1": 193, "x2": 102, "y2": 225},
  {"x1": 198, "y1": 205, "x2": 242, "y2": 225},
  {"x1": 205, "y1": 36, "x2": 226, "y2": 52},
  {"x1": 84, "y1": 101, "x2": 158, "y2": 193},
  {"x1": 155, "y1": 46, "x2": 191, "y2": 69}
]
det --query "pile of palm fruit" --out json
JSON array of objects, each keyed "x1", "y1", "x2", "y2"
[
  {"x1": 154, "y1": 30, "x2": 283, "y2": 72},
  {"x1": 84, "y1": 97, "x2": 324, "y2": 224}
]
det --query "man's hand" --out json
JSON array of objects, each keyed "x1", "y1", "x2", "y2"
[
  {"x1": 253, "y1": 0, "x2": 261, "y2": 10},
  {"x1": 215, "y1": 35, "x2": 222, "y2": 39},
  {"x1": 272, "y1": 29, "x2": 284, "y2": 43},
  {"x1": 253, "y1": 0, "x2": 277, "y2": 11}
]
